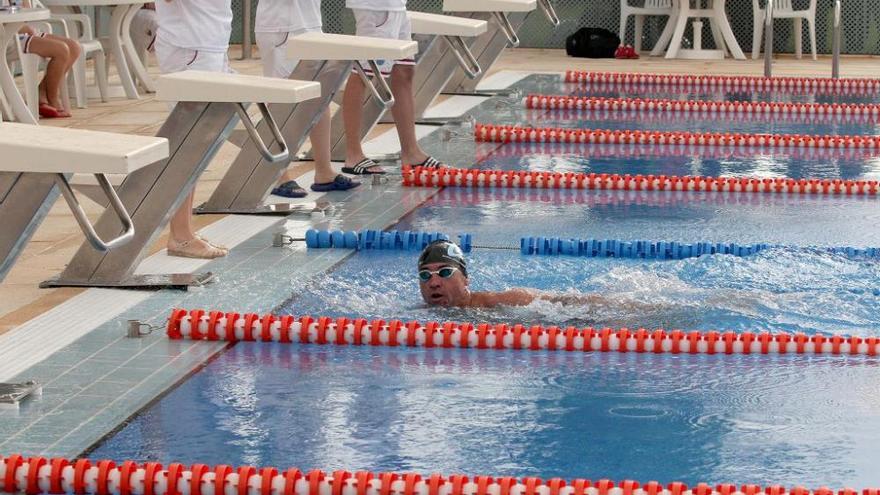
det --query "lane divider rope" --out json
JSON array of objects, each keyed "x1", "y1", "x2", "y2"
[
  {"x1": 474, "y1": 123, "x2": 880, "y2": 150},
  {"x1": 304, "y1": 229, "x2": 472, "y2": 252},
  {"x1": 3, "y1": 455, "x2": 878, "y2": 495},
  {"x1": 165, "y1": 309, "x2": 880, "y2": 356},
  {"x1": 476, "y1": 141, "x2": 880, "y2": 161},
  {"x1": 563, "y1": 70, "x2": 880, "y2": 93},
  {"x1": 401, "y1": 165, "x2": 880, "y2": 196},
  {"x1": 302, "y1": 229, "x2": 880, "y2": 260},
  {"x1": 524, "y1": 94, "x2": 880, "y2": 121}
]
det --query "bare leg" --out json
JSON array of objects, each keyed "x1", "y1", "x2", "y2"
[
  {"x1": 388, "y1": 64, "x2": 434, "y2": 165},
  {"x1": 341, "y1": 73, "x2": 383, "y2": 172},
  {"x1": 277, "y1": 108, "x2": 340, "y2": 185},
  {"x1": 310, "y1": 109, "x2": 338, "y2": 184},
  {"x1": 167, "y1": 192, "x2": 227, "y2": 258},
  {"x1": 26, "y1": 35, "x2": 70, "y2": 110}
]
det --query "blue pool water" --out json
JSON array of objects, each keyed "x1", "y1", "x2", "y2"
[
  {"x1": 92, "y1": 187, "x2": 880, "y2": 487},
  {"x1": 522, "y1": 109, "x2": 880, "y2": 137},
  {"x1": 471, "y1": 141, "x2": 880, "y2": 180},
  {"x1": 89, "y1": 74, "x2": 880, "y2": 488},
  {"x1": 91, "y1": 345, "x2": 880, "y2": 488}
]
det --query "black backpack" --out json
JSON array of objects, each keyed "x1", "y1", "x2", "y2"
[{"x1": 566, "y1": 28, "x2": 621, "y2": 58}]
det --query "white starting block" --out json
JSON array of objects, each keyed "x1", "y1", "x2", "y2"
[
  {"x1": 197, "y1": 33, "x2": 417, "y2": 216},
  {"x1": 327, "y1": 11, "x2": 490, "y2": 161},
  {"x1": 441, "y1": 0, "x2": 557, "y2": 96},
  {"x1": 42, "y1": 71, "x2": 320, "y2": 289},
  {"x1": 0, "y1": 122, "x2": 168, "y2": 282}
]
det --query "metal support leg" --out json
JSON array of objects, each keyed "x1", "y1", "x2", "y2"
[
  {"x1": 41, "y1": 102, "x2": 240, "y2": 289},
  {"x1": 196, "y1": 60, "x2": 353, "y2": 215},
  {"x1": 443, "y1": 10, "x2": 532, "y2": 94},
  {"x1": 0, "y1": 172, "x2": 59, "y2": 282}
]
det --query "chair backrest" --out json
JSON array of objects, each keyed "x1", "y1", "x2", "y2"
[
  {"x1": 773, "y1": 0, "x2": 794, "y2": 12},
  {"x1": 645, "y1": 0, "x2": 673, "y2": 8}
]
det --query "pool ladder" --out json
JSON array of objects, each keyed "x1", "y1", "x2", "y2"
[{"x1": 764, "y1": 0, "x2": 842, "y2": 78}]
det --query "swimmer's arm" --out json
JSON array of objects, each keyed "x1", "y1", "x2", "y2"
[{"x1": 470, "y1": 288, "x2": 536, "y2": 307}]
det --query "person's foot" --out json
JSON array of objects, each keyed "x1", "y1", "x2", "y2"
[
  {"x1": 342, "y1": 157, "x2": 386, "y2": 175},
  {"x1": 167, "y1": 237, "x2": 228, "y2": 259},
  {"x1": 38, "y1": 103, "x2": 60, "y2": 119},
  {"x1": 311, "y1": 174, "x2": 361, "y2": 192},
  {"x1": 404, "y1": 155, "x2": 445, "y2": 169},
  {"x1": 271, "y1": 180, "x2": 308, "y2": 198}
]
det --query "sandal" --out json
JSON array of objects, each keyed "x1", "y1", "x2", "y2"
[
  {"x1": 270, "y1": 180, "x2": 308, "y2": 198},
  {"x1": 408, "y1": 156, "x2": 444, "y2": 169},
  {"x1": 167, "y1": 238, "x2": 228, "y2": 259},
  {"x1": 194, "y1": 234, "x2": 228, "y2": 251},
  {"x1": 311, "y1": 174, "x2": 361, "y2": 192},
  {"x1": 342, "y1": 158, "x2": 386, "y2": 175},
  {"x1": 38, "y1": 103, "x2": 60, "y2": 119}
]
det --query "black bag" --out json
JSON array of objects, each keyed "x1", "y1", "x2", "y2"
[{"x1": 566, "y1": 28, "x2": 621, "y2": 58}]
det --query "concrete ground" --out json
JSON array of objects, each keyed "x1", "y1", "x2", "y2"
[{"x1": 1, "y1": 46, "x2": 877, "y2": 334}]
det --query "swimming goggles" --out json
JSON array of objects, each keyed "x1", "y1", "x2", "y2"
[{"x1": 418, "y1": 266, "x2": 459, "y2": 282}]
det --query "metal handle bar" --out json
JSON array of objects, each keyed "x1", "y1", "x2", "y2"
[
  {"x1": 54, "y1": 173, "x2": 134, "y2": 252},
  {"x1": 492, "y1": 11, "x2": 520, "y2": 47},
  {"x1": 354, "y1": 60, "x2": 396, "y2": 109},
  {"x1": 443, "y1": 35, "x2": 482, "y2": 79},
  {"x1": 538, "y1": 0, "x2": 560, "y2": 26},
  {"x1": 832, "y1": 0, "x2": 841, "y2": 78},
  {"x1": 763, "y1": 0, "x2": 774, "y2": 77},
  {"x1": 235, "y1": 102, "x2": 290, "y2": 164}
]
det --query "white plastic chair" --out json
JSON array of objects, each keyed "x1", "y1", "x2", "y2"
[
  {"x1": 32, "y1": 0, "x2": 109, "y2": 107},
  {"x1": 619, "y1": 0, "x2": 677, "y2": 53},
  {"x1": 752, "y1": 0, "x2": 817, "y2": 60}
]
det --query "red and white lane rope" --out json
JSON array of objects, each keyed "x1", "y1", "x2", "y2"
[
  {"x1": 401, "y1": 165, "x2": 880, "y2": 196},
  {"x1": 166, "y1": 309, "x2": 880, "y2": 356},
  {"x1": 3, "y1": 455, "x2": 879, "y2": 495},
  {"x1": 474, "y1": 124, "x2": 880, "y2": 150},
  {"x1": 524, "y1": 94, "x2": 880, "y2": 121},
  {"x1": 563, "y1": 70, "x2": 880, "y2": 93},
  {"x1": 475, "y1": 141, "x2": 880, "y2": 162}
]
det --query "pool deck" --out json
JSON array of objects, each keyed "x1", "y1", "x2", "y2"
[{"x1": 0, "y1": 46, "x2": 877, "y2": 457}]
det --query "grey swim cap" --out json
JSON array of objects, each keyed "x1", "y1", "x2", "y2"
[{"x1": 418, "y1": 240, "x2": 467, "y2": 277}]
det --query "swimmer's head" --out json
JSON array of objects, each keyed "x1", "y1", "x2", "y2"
[
  {"x1": 418, "y1": 240, "x2": 469, "y2": 307},
  {"x1": 418, "y1": 239, "x2": 467, "y2": 277}
]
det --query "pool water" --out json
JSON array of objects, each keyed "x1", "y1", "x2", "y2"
[
  {"x1": 91, "y1": 344, "x2": 880, "y2": 488},
  {"x1": 88, "y1": 73, "x2": 880, "y2": 488},
  {"x1": 471, "y1": 141, "x2": 880, "y2": 180}
]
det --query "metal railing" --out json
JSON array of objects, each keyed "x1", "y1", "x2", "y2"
[
  {"x1": 832, "y1": 0, "x2": 842, "y2": 78},
  {"x1": 763, "y1": 0, "x2": 774, "y2": 77}
]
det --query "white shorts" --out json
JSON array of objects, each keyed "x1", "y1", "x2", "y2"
[
  {"x1": 352, "y1": 9, "x2": 415, "y2": 75},
  {"x1": 6, "y1": 32, "x2": 44, "y2": 60},
  {"x1": 155, "y1": 37, "x2": 231, "y2": 74},
  {"x1": 255, "y1": 28, "x2": 320, "y2": 79}
]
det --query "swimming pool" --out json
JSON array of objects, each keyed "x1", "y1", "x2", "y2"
[{"x1": 86, "y1": 72, "x2": 880, "y2": 489}]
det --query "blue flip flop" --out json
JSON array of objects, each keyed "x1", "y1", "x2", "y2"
[
  {"x1": 311, "y1": 174, "x2": 362, "y2": 192},
  {"x1": 271, "y1": 180, "x2": 308, "y2": 198}
]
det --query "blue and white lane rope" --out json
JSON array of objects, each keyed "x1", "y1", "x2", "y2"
[{"x1": 303, "y1": 229, "x2": 880, "y2": 260}]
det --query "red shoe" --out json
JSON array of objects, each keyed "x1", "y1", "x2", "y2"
[
  {"x1": 38, "y1": 103, "x2": 61, "y2": 119},
  {"x1": 614, "y1": 45, "x2": 627, "y2": 59},
  {"x1": 626, "y1": 45, "x2": 640, "y2": 59}
]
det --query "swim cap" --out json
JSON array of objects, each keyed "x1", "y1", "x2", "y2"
[{"x1": 418, "y1": 240, "x2": 467, "y2": 277}]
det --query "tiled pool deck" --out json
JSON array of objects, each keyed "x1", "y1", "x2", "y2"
[{"x1": 0, "y1": 46, "x2": 875, "y2": 457}]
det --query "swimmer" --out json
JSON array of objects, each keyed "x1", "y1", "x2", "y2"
[{"x1": 418, "y1": 239, "x2": 609, "y2": 308}]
